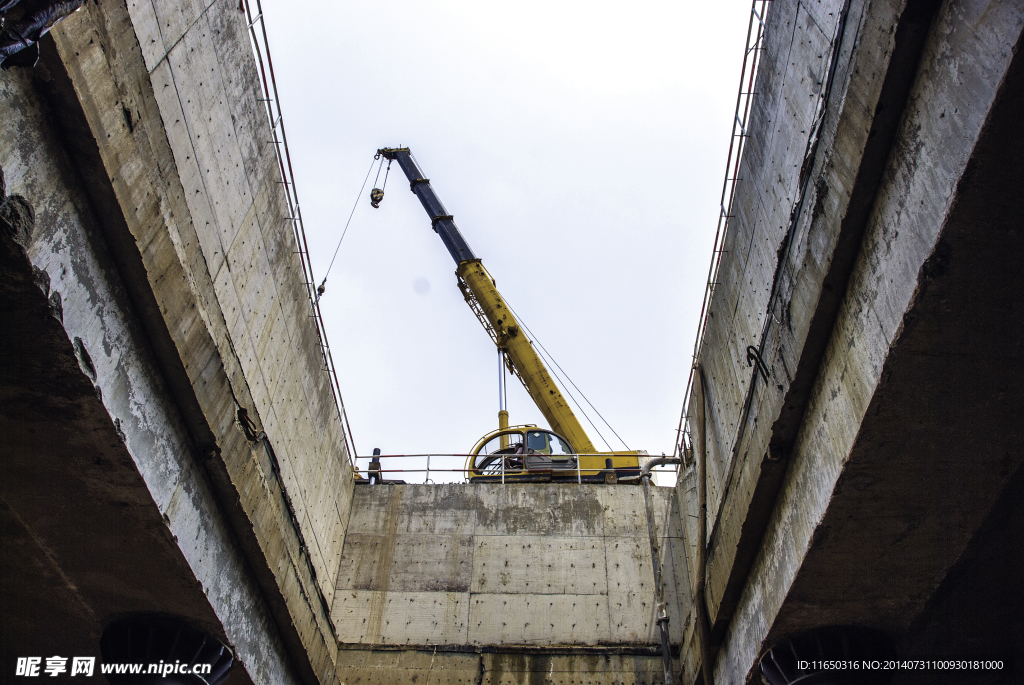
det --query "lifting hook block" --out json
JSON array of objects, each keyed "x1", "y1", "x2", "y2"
[{"x1": 370, "y1": 188, "x2": 384, "y2": 208}]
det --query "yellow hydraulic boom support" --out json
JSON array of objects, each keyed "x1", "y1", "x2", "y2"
[{"x1": 457, "y1": 259, "x2": 597, "y2": 454}]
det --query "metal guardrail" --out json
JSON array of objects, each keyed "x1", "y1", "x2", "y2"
[
  {"x1": 240, "y1": 0, "x2": 358, "y2": 465},
  {"x1": 354, "y1": 453, "x2": 681, "y2": 485},
  {"x1": 673, "y1": 0, "x2": 772, "y2": 461}
]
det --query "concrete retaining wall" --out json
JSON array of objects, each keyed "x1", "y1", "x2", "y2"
[
  {"x1": 330, "y1": 483, "x2": 690, "y2": 682},
  {"x1": 1, "y1": 53, "x2": 299, "y2": 685},
  {"x1": 333, "y1": 483, "x2": 689, "y2": 648},
  {"x1": 676, "y1": 0, "x2": 1024, "y2": 682},
  {"x1": 3, "y1": 0, "x2": 355, "y2": 682}
]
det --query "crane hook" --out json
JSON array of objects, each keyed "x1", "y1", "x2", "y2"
[{"x1": 370, "y1": 188, "x2": 384, "y2": 208}]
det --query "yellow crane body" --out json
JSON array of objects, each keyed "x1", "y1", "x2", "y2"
[
  {"x1": 457, "y1": 260, "x2": 596, "y2": 454},
  {"x1": 376, "y1": 147, "x2": 643, "y2": 483}
]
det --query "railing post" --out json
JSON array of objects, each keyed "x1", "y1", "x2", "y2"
[
  {"x1": 577, "y1": 455, "x2": 582, "y2": 484},
  {"x1": 426, "y1": 455, "x2": 430, "y2": 484},
  {"x1": 501, "y1": 454, "x2": 505, "y2": 485},
  {"x1": 369, "y1": 448, "x2": 381, "y2": 485}
]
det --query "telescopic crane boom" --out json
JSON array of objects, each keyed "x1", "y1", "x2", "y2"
[{"x1": 375, "y1": 147, "x2": 641, "y2": 482}]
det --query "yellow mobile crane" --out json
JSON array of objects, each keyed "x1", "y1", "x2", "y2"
[{"x1": 375, "y1": 147, "x2": 643, "y2": 483}]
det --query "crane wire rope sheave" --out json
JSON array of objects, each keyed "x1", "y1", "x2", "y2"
[
  {"x1": 370, "y1": 153, "x2": 392, "y2": 208},
  {"x1": 372, "y1": 146, "x2": 642, "y2": 481}
]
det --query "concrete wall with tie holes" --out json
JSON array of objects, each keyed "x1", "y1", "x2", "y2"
[
  {"x1": 7, "y1": 0, "x2": 1021, "y2": 683},
  {"x1": 1, "y1": 0, "x2": 692, "y2": 682},
  {"x1": 2, "y1": 1, "x2": 354, "y2": 683},
  {"x1": 331, "y1": 483, "x2": 692, "y2": 684},
  {"x1": 676, "y1": 0, "x2": 1024, "y2": 682}
]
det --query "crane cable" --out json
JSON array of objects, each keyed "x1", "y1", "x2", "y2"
[
  {"x1": 316, "y1": 155, "x2": 376, "y2": 303},
  {"x1": 407, "y1": 147, "x2": 627, "y2": 452},
  {"x1": 526, "y1": 325, "x2": 613, "y2": 451},
  {"x1": 372, "y1": 154, "x2": 384, "y2": 187},
  {"x1": 380, "y1": 157, "x2": 392, "y2": 192},
  {"x1": 504, "y1": 301, "x2": 631, "y2": 452},
  {"x1": 504, "y1": 301, "x2": 610, "y2": 450}
]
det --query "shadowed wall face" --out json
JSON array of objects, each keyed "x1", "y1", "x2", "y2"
[
  {"x1": 2, "y1": 0, "x2": 355, "y2": 682},
  {"x1": 676, "y1": 0, "x2": 1024, "y2": 682}
]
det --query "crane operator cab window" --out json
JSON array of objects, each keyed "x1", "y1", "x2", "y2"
[
  {"x1": 470, "y1": 428, "x2": 577, "y2": 480},
  {"x1": 523, "y1": 430, "x2": 576, "y2": 472},
  {"x1": 526, "y1": 431, "x2": 573, "y2": 456},
  {"x1": 478, "y1": 431, "x2": 524, "y2": 456}
]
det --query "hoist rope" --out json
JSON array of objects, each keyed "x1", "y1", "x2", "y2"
[
  {"x1": 371, "y1": 154, "x2": 393, "y2": 191},
  {"x1": 318, "y1": 155, "x2": 376, "y2": 300},
  {"x1": 536, "y1": 345, "x2": 614, "y2": 452},
  {"x1": 503, "y1": 302, "x2": 610, "y2": 449},
  {"x1": 372, "y1": 155, "x2": 384, "y2": 188},
  {"x1": 526, "y1": 326, "x2": 631, "y2": 450},
  {"x1": 505, "y1": 301, "x2": 631, "y2": 452}
]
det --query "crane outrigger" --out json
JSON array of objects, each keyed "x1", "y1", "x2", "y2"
[{"x1": 375, "y1": 147, "x2": 643, "y2": 483}]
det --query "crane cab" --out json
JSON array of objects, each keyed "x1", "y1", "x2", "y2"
[{"x1": 466, "y1": 426, "x2": 642, "y2": 483}]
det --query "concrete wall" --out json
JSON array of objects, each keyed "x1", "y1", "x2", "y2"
[
  {"x1": 3, "y1": 0, "x2": 355, "y2": 682},
  {"x1": 330, "y1": 483, "x2": 690, "y2": 682},
  {"x1": 4, "y1": 1, "x2": 694, "y2": 682},
  {"x1": 333, "y1": 484, "x2": 688, "y2": 647},
  {"x1": 1, "y1": 55, "x2": 297, "y2": 685},
  {"x1": 688, "y1": 0, "x2": 840, "y2": 516},
  {"x1": 677, "y1": 0, "x2": 1024, "y2": 682},
  {"x1": 334, "y1": 650, "x2": 678, "y2": 685},
  {"x1": 6, "y1": 0, "x2": 1021, "y2": 683},
  {"x1": 80, "y1": 0, "x2": 355, "y2": 606}
]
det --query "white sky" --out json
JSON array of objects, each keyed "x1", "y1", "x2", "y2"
[{"x1": 258, "y1": 1, "x2": 753, "y2": 482}]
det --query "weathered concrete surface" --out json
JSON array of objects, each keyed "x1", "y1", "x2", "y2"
[
  {"x1": 3, "y1": 1, "x2": 692, "y2": 682},
  {"x1": 0, "y1": 172, "x2": 282, "y2": 683},
  {"x1": 6, "y1": 0, "x2": 1022, "y2": 682},
  {"x1": 677, "y1": 0, "x2": 1024, "y2": 682},
  {"x1": 2, "y1": 0, "x2": 353, "y2": 682},
  {"x1": 331, "y1": 483, "x2": 689, "y2": 680},
  {"x1": 51, "y1": 0, "x2": 354, "y2": 613},
  {"x1": 332, "y1": 649, "x2": 674, "y2": 685}
]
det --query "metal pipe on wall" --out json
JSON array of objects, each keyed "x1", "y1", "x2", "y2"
[
  {"x1": 641, "y1": 456, "x2": 683, "y2": 685},
  {"x1": 696, "y1": 366, "x2": 714, "y2": 685}
]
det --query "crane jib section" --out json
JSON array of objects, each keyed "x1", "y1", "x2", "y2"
[
  {"x1": 377, "y1": 148, "x2": 476, "y2": 264},
  {"x1": 457, "y1": 260, "x2": 598, "y2": 455}
]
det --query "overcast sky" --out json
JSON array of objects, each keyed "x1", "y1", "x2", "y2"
[{"x1": 257, "y1": 1, "x2": 754, "y2": 482}]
